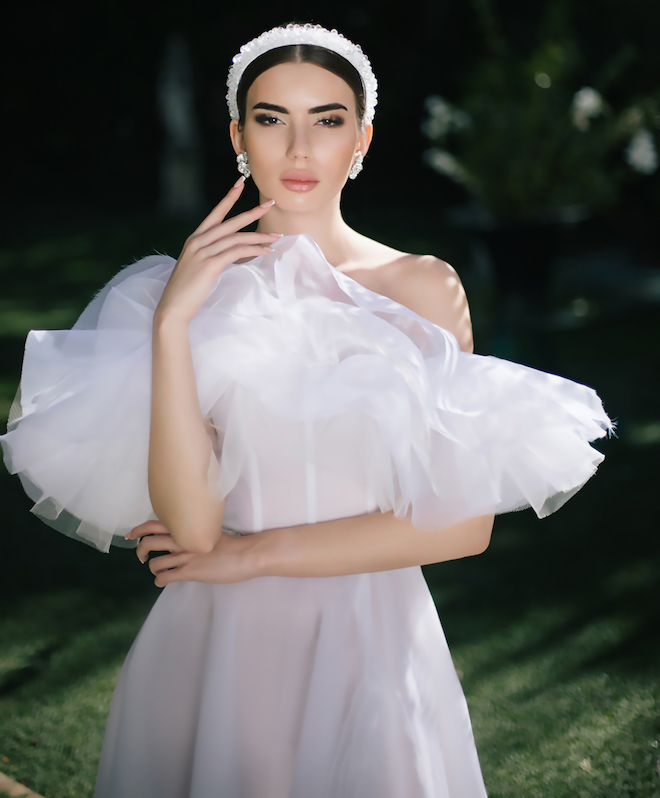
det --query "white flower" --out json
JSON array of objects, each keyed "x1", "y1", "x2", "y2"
[
  {"x1": 571, "y1": 87, "x2": 604, "y2": 131},
  {"x1": 624, "y1": 128, "x2": 658, "y2": 174},
  {"x1": 422, "y1": 95, "x2": 470, "y2": 140}
]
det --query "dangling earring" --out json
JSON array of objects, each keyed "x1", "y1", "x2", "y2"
[
  {"x1": 348, "y1": 151, "x2": 364, "y2": 180},
  {"x1": 236, "y1": 152, "x2": 251, "y2": 179}
]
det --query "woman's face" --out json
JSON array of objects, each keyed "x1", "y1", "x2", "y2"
[{"x1": 231, "y1": 62, "x2": 371, "y2": 212}]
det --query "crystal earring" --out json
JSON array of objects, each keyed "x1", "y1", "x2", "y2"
[
  {"x1": 348, "y1": 151, "x2": 364, "y2": 180},
  {"x1": 236, "y1": 152, "x2": 251, "y2": 179}
]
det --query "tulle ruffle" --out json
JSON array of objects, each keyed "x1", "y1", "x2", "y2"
[{"x1": 1, "y1": 235, "x2": 612, "y2": 552}]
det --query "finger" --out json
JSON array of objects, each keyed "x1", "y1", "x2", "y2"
[
  {"x1": 154, "y1": 566, "x2": 188, "y2": 588},
  {"x1": 198, "y1": 242, "x2": 281, "y2": 275},
  {"x1": 125, "y1": 520, "x2": 169, "y2": 540},
  {"x1": 149, "y1": 552, "x2": 193, "y2": 575},
  {"x1": 190, "y1": 200, "x2": 275, "y2": 246},
  {"x1": 197, "y1": 231, "x2": 282, "y2": 258},
  {"x1": 136, "y1": 535, "x2": 184, "y2": 563},
  {"x1": 165, "y1": 240, "x2": 279, "y2": 300},
  {"x1": 215, "y1": 199, "x2": 275, "y2": 239},
  {"x1": 194, "y1": 177, "x2": 246, "y2": 236}
]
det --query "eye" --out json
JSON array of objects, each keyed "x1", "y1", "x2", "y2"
[
  {"x1": 254, "y1": 114, "x2": 283, "y2": 125},
  {"x1": 316, "y1": 115, "x2": 345, "y2": 127}
]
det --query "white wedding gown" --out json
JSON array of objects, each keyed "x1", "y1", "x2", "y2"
[{"x1": 1, "y1": 234, "x2": 612, "y2": 797}]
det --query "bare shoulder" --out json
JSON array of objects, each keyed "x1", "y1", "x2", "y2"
[
  {"x1": 340, "y1": 237, "x2": 474, "y2": 353},
  {"x1": 387, "y1": 254, "x2": 474, "y2": 353}
]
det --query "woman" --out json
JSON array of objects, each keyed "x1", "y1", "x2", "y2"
[{"x1": 1, "y1": 24, "x2": 611, "y2": 798}]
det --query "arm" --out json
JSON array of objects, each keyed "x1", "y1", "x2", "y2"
[
  {"x1": 129, "y1": 511, "x2": 494, "y2": 586},
  {"x1": 252, "y1": 511, "x2": 493, "y2": 578},
  {"x1": 148, "y1": 317, "x2": 222, "y2": 553},
  {"x1": 148, "y1": 180, "x2": 279, "y2": 553}
]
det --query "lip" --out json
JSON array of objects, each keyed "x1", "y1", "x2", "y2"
[{"x1": 280, "y1": 170, "x2": 319, "y2": 193}]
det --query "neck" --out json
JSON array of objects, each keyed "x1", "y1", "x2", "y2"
[{"x1": 255, "y1": 194, "x2": 358, "y2": 268}]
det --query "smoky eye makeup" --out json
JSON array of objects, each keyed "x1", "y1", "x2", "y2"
[
  {"x1": 254, "y1": 113, "x2": 283, "y2": 125},
  {"x1": 316, "y1": 115, "x2": 345, "y2": 126},
  {"x1": 252, "y1": 112, "x2": 346, "y2": 127}
]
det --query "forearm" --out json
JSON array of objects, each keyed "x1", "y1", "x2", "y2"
[
  {"x1": 149, "y1": 315, "x2": 224, "y2": 553},
  {"x1": 248, "y1": 511, "x2": 494, "y2": 578}
]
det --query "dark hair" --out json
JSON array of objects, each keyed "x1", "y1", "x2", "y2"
[{"x1": 236, "y1": 44, "x2": 365, "y2": 128}]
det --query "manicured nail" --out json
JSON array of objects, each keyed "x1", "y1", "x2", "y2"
[
  {"x1": 234, "y1": 175, "x2": 245, "y2": 187},
  {"x1": 270, "y1": 232, "x2": 284, "y2": 237},
  {"x1": 264, "y1": 247, "x2": 274, "y2": 252},
  {"x1": 260, "y1": 199, "x2": 275, "y2": 208}
]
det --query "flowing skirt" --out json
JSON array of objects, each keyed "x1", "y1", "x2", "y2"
[{"x1": 93, "y1": 566, "x2": 488, "y2": 798}]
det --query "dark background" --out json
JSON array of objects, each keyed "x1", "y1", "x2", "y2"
[{"x1": 3, "y1": 0, "x2": 659, "y2": 241}]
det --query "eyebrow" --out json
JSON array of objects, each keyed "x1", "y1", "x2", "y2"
[{"x1": 252, "y1": 102, "x2": 348, "y2": 114}]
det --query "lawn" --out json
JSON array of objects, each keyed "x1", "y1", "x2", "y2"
[{"x1": 0, "y1": 213, "x2": 658, "y2": 797}]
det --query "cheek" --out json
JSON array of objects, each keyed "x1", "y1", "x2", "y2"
[
  {"x1": 242, "y1": 136, "x2": 279, "y2": 191},
  {"x1": 315, "y1": 131, "x2": 359, "y2": 174},
  {"x1": 244, "y1": 129, "x2": 278, "y2": 166}
]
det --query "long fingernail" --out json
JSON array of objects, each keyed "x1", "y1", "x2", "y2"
[
  {"x1": 234, "y1": 175, "x2": 246, "y2": 187},
  {"x1": 270, "y1": 232, "x2": 284, "y2": 237},
  {"x1": 260, "y1": 199, "x2": 275, "y2": 208}
]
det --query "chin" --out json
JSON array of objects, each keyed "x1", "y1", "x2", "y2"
[{"x1": 270, "y1": 187, "x2": 334, "y2": 213}]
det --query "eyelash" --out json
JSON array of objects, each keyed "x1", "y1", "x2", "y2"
[
  {"x1": 318, "y1": 115, "x2": 344, "y2": 127},
  {"x1": 254, "y1": 114, "x2": 345, "y2": 127},
  {"x1": 254, "y1": 114, "x2": 281, "y2": 125}
]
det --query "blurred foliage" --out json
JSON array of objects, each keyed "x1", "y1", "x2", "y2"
[
  {"x1": 422, "y1": 0, "x2": 660, "y2": 219},
  {"x1": 4, "y1": 0, "x2": 660, "y2": 231}
]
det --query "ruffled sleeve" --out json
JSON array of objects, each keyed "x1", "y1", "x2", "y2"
[
  {"x1": 1, "y1": 235, "x2": 613, "y2": 553},
  {"x1": 1, "y1": 255, "x2": 175, "y2": 551}
]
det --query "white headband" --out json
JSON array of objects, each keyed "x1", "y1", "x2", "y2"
[{"x1": 226, "y1": 23, "x2": 378, "y2": 124}]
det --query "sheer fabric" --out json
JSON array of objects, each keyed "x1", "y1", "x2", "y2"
[
  {"x1": 1, "y1": 234, "x2": 611, "y2": 797},
  {"x1": 1, "y1": 234, "x2": 611, "y2": 551}
]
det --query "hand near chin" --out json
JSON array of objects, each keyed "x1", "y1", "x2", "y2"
[
  {"x1": 125, "y1": 521, "x2": 257, "y2": 587},
  {"x1": 155, "y1": 178, "x2": 280, "y2": 325}
]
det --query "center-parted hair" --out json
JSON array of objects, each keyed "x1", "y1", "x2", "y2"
[{"x1": 236, "y1": 44, "x2": 366, "y2": 128}]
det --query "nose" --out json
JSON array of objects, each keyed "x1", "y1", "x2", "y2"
[{"x1": 286, "y1": 124, "x2": 312, "y2": 161}]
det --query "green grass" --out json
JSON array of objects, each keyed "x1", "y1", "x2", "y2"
[
  {"x1": 426, "y1": 489, "x2": 660, "y2": 797},
  {"x1": 1, "y1": 215, "x2": 659, "y2": 797},
  {"x1": 0, "y1": 591, "x2": 154, "y2": 798}
]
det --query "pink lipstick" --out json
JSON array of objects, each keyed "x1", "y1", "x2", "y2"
[{"x1": 280, "y1": 170, "x2": 319, "y2": 192}]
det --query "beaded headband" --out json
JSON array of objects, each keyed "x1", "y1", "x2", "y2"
[{"x1": 226, "y1": 23, "x2": 378, "y2": 124}]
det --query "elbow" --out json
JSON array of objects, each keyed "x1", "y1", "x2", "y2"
[
  {"x1": 182, "y1": 539, "x2": 216, "y2": 555},
  {"x1": 149, "y1": 489, "x2": 224, "y2": 554},
  {"x1": 469, "y1": 534, "x2": 491, "y2": 557},
  {"x1": 467, "y1": 514, "x2": 494, "y2": 557},
  {"x1": 170, "y1": 525, "x2": 220, "y2": 554},
  {"x1": 158, "y1": 512, "x2": 224, "y2": 554}
]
